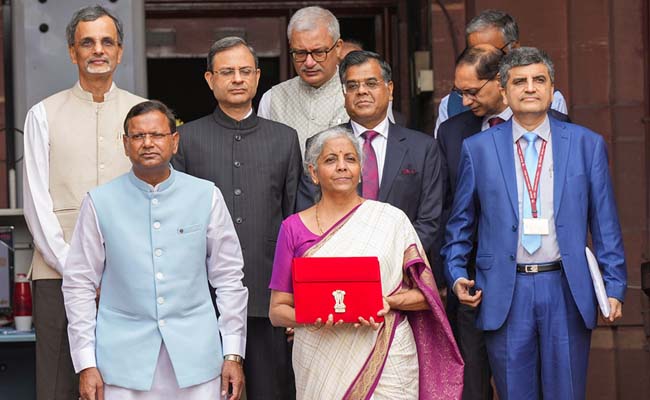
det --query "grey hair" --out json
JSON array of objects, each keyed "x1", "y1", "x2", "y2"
[
  {"x1": 339, "y1": 50, "x2": 392, "y2": 83},
  {"x1": 466, "y1": 9, "x2": 519, "y2": 50},
  {"x1": 207, "y1": 36, "x2": 259, "y2": 71},
  {"x1": 66, "y1": 5, "x2": 124, "y2": 47},
  {"x1": 287, "y1": 6, "x2": 340, "y2": 43},
  {"x1": 499, "y1": 47, "x2": 555, "y2": 87},
  {"x1": 304, "y1": 127, "x2": 363, "y2": 202}
]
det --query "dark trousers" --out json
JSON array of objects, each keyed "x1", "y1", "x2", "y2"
[
  {"x1": 244, "y1": 317, "x2": 295, "y2": 400},
  {"x1": 33, "y1": 279, "x2": 79, "y2": 400},
  {"x1": 455, "y1": 300, "x2": 493, "y2": 400},
  {"x1": 446, "y1": 266, "x2": 493, "y2": 400}
]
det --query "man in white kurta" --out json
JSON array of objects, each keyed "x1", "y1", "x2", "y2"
[
  {"x1": 22, "y1": 6, "x2": 145, "y2": 399},
  {"x1": 63, "y1": 101, "x2": 248, "y2": 400}
]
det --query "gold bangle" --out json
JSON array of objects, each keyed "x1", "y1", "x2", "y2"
[{"x1": 224, "y1": 354, "x2": 244, "y2": 364}]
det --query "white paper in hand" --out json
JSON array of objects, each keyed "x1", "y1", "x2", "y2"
[{"x1": 585, "y1": 247, "x2": 611, "y2": 318}]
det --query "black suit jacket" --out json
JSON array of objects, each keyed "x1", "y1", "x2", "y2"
[
  {"x1": 297, "y1": 122, "x2": 443, "y2": 256},
  {"x1": 436, "y1": 109, "x2": 571, "y2": 279},
  {"x1": 172, "y1": 107, "x2": 302, "y2": 317}
]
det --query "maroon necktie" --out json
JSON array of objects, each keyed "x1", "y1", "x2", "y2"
[
  {"x1": 488, "y1": 117, "x2": 505, "y2": 127},
  {"x1": 361, "y1": 130, "x2": 379, "y2": 200}
]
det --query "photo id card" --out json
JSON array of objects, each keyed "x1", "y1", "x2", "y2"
[{"x1": 523, "y1": 218, "x2": 549, "y2": 235}]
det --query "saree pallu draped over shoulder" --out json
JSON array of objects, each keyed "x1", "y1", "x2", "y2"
[{"x1": 292, "y1": 200, "x2": 463, "y2": 400}]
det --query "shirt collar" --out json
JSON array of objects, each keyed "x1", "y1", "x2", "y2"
[
  {"x1": 512, "y1": 114, "x2": 551, "y2": 143},
  {"x1": 350, "y1": 115, "x2": 389, "y2": 139},
  {"x1": 484, "y1": 107, "x2": 513, "y2": 125}
]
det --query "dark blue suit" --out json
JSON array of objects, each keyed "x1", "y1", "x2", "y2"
[
  {"x1": 442, "y1": 116, "x2": 626, "y2": 399},
  {"x1": 298, "y1": 122, "x2": 443, "y2": 263}
]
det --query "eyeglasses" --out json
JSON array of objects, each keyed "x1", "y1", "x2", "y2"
[
  {"x1": 452, "y1": 77, "x2": 494, "y2": 100},
  {"x1": 289, "y1": 42, "x2": 337, "y2": 63},
  {"x1": 498, "y1": 40, "x2": 514, "y2": 53},
  {"x1": 125, "y1": 132, "x2": 175, "y2": 142},
  {"x1": 343, "y1": 79, "x2": 386, "y2": 94},
  {"x1": 210, "y1": 67, "x2": 256, "y2": 78}
]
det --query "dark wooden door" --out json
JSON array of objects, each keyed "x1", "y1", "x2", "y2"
[{"x1": 144, "y1": 1, "x2": 410, "y2": 124}]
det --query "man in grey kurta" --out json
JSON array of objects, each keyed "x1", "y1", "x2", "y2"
[
  {"x1": 257, "y1": 6, "x2": 348, "y2": 154},
  {"x1": 173, "y1": 37, "x2": 302, "y2": 399}
]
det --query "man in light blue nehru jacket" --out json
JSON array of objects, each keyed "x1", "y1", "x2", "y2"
[{"x1": 63, "y1": 100, "x2": 248, "y2": 400}]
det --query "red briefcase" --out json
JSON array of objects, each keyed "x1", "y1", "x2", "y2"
[{"x1": 292, "y1": 257, "x2": 384, "y2": 324}]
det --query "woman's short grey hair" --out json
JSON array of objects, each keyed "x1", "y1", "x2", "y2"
[
  {"x1": 466, "y1": 9, "x2": 518, "y2": 50},
  {"x1": 207, "y1": 36, "x2": 259, "y2": 71},
  {"x1": 499, "y1": 47, "x2": 555, "y2": 87},
  {"x1": 304, "y1": 127, "x2": 363, "y2": 201},
  {"x1": 287, "y1": 6, "x2": 340, "y2": 43},
  {"x1": 66, "y1": 5, "x2": 124, "y2": 47}
]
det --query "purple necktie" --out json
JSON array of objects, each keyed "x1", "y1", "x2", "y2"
[
  {"x1": 488, "y1": 117, "x2": 505, "y2": 127},
  {"x1": 361, "y1": 130, "x2": 380, "y2": 200}
]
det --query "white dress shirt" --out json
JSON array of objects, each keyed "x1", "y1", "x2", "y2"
[
  {"x1": 63, "y1": 185, "x2": 247, "y2": 397},
  {"x1": 350, "y1": 115, "x2": 390, "y2": 183}
]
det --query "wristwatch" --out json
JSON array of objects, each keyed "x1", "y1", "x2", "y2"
[{"x1": 224, "y1": 354, "x2": 244, "y2": 364}]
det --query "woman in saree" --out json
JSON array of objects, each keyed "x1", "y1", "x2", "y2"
[{"x1": 268, "y1": 127, "x2": 463, "y2": 399}]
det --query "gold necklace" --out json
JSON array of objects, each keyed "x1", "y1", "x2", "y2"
[
  {"x1": 315, "y1": 197, "x2": 364, "y2": 235},
  {"x1": 315, "y1": 202, "x2": 325, "y2": 234}
]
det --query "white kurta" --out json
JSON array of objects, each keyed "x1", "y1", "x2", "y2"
[{"x1": 63, "y1": 186, "x2": 247, "y2": 398}]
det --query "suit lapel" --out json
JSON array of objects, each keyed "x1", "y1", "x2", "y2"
[
  {"x1": 493, "y1": 120, "x2": 519, "y2": 218},
  {"x1": 379, "y1": 123, "x2": 407, "y2": 201},
  {"x1": 550, "y1": 117, "x2": 570, "y2": 215}
]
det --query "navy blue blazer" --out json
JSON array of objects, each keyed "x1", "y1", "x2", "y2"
[
  {"x1": 297, "y1": 122, "x2": 443, "y2": 256},
  {"x1": 442, "y1": 116, "x2": 627, "y2": 331}
]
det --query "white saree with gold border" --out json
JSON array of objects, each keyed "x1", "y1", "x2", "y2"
[{"x1": 293, "y1": 201, "x2": 435, "y2": 399}]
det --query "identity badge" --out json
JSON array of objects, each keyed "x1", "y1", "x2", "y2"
[{"x1": 523, "y1": 218, "x2": 549, "y2": 235}]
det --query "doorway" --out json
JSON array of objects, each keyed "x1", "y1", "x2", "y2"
[{"x1": 144, "y1": 2, "x2": 405, "y2": 123}]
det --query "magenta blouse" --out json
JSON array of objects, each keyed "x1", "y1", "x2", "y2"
[{"x1": 268, "y1": 214, "x2": 319, "y2": 293}]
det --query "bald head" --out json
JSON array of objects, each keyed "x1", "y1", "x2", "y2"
[{"x1": 456, "y1": 44, "x2": 503, "y2": 80}]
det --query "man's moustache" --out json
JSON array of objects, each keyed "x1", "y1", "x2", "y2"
[{"x1": 300, "y1": 65, "x2": 323, "y2": 73}]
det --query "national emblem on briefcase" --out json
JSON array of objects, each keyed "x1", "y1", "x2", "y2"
[{"x1": 332, "y1": 289, "x2": 347, "y2": 313}]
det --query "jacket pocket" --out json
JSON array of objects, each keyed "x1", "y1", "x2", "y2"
[
  {"x1": 177, "y1": 223, "x2": 202, "y2": 235},
  {"x1": 475, "y1": 254, "x2": 493, "y2": 270}
]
